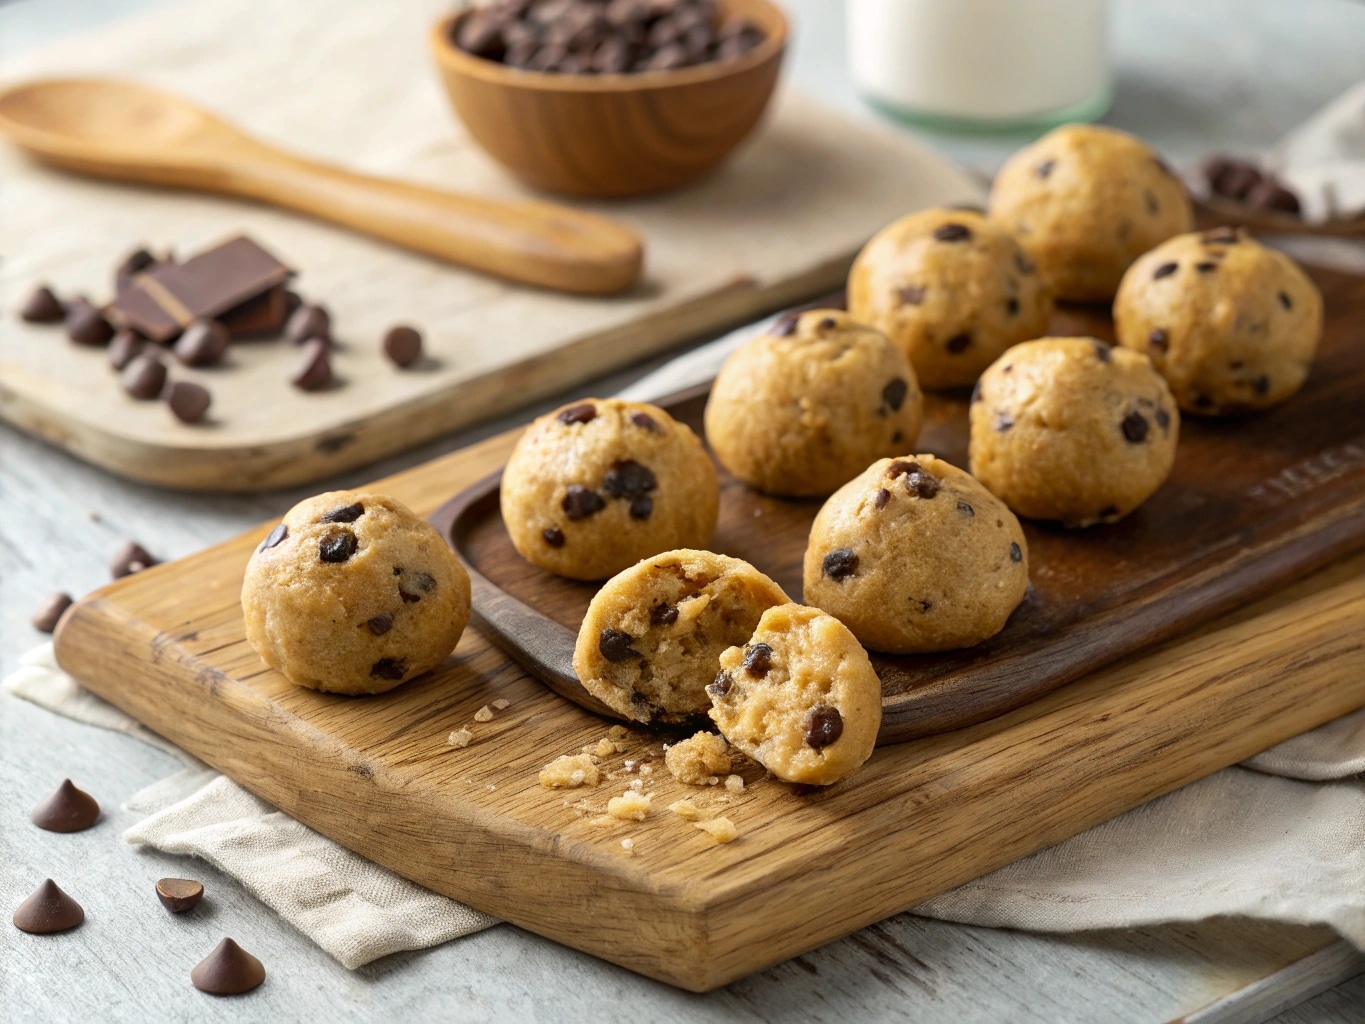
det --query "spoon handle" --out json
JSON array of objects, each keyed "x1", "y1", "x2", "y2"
[{"x1": 225, "y1": 150, "x2": 643, "y2": 295}]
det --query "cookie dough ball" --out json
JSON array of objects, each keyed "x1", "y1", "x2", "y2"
[
  {"x1": 710, "y1": 603, "x2": 881, "y2": 786},
  {"x1": 704, "y1": 310, "x2": 923, "y2": 496},
  {"x1": 969, "y1": 338, "x2": 1179, "y2": 526},
  {"x1": 803, "y1": 456, "x2": 1028, "y2": 654},
  {"x1": 989, "y1": 124, "x2": 1192, "y2": 302},
  {"x1": 501, "y1": 398, "x2": 719, "y2": 581},
  {"x1": 847, "y1": 208, "x2": 1053, "y2": 390},
  {"x1": 573, "y1": 550, "x2": 790, "y2": 725},
  {"x1": 242, "y1": 491, "x2": 471, "y2": 694},
  {"x1": 1113, "y1": 227, "x2": 1323, "y2": 415}
]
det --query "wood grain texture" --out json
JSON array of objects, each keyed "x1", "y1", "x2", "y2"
[
  {"x1": 441, "y1": 264, "x2": 1365, "y2": 741},
  {"x1": 51, "y1": 409, "x2": 1365, "y2": 991},
  {"x1": 430, "y1": 0, "x2": 788, "y2": 198}
]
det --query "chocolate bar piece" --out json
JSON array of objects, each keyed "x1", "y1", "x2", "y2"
[{"x1": 218, "y1": 285, "x2": 290, "y2": 339}]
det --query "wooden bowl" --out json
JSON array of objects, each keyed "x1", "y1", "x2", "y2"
[{"x1": 429, "y1": 0, "x2": 788, "y2": 198}]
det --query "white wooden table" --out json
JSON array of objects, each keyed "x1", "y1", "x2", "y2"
[{"x1": 4, "y1": 1, "x2": 1365, "y2": 1020}]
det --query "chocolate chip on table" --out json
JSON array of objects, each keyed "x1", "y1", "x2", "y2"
[
  {"x1": 873, "y1": 488, "x2": 891, "y2": 509},
  {"x1": 164, "y1": 381, "x2": 212, "y2": 424},
  {"x1": 156, "y1": 878, "x2": 204, "y2": 914},
  {"x1": 30, "y1": 779, "x2": 100, "y2": 832},
  {"x1": 562, "y1": 485, "x2": 606, "y2": 520},
  {"x1": 383, "y1": 325, "x2": 423, "y2": 367},
  {"x1": 557, "y1": 402, "x2": 597, "y2": 425},
  {"x1": 285, "y1": 303, "x2": 331, "y2": 344},
  {"x1": 803, "y1": 705, "x2": 843, "y2": 749},
  {"x1": 320, "y1": 502, "x2": 365, "y2": 523},
  {"x1": 650, "y1": 603, "x2": 678, "y2": 626},
  {"x1": 111, "y1": 541, "x2": 157, "y2": 578},
  {"x1": 319, "y1": 529, "x2": 358, "y2": 563},
  {"x1": 905, "y1": 469, "x2": 940, "y2": 499},
  {"x1": 1152, "y1": 262, "x2": 1178, "y2": 281},
  {"x1": 20, "y1": 284, "x2": 64, "y2": 323},
  {"x1": 629, "y1": 411, "x2": 659, "y2": 432},
  {"x1": 945, "y1": 332, "x2": 971, "y2": 354},
  {"x1": 291, "y1": 339, "x2": 333, "y2": 391},
  {"x1": 629, "y1": 496, "x2": 654, "y2": 519},
  {"x1": 121, "y1": 354, "x2": 167, "y2": 400},
  {"x1": 957, "y1": 501, "x2": 975, "y2": 517},
  {"x1": 599, "y1": 628, "x2": 641, "y2": 663},
  {"x1": 12, "y1": 879, "x2": 84, "y2": 934},
  {"x1": 31, "y1": 592, "x2": 74, "y2": 633},
  {"x1": 257, "y1": 523, "x2": 288, "y2": 552},
  {"x1": 1035, "y1": 159, "x2": 1055, "y2": 179},
  {"x1": 1121, "y1": 411, "x2": 1150, "y2": 443},
  {"x1": 542, "y1": 526, "x2": 566, "y2": 547},
  {"x1": 708, "y1": 670, "x2": 732, "y2": 697},
  {"x1": 898, "y1": 285, "x2": 925, "y2": 306},
  {"x1": 191, "y1": 938, "x2": 266, "y2": 995},
  {"x1": 1149, "y1": 328, "x2": 1169, "y2": 352},
  {"x1": 881, "y1": 378, "x2": 908, "y2": 413},
  {"x1": 173, "y1": 319, "x2": 230, "y2": 367},
  {"x1": 933, "y1": 223, "x2": 972, "y2": 243},
  {"x1": 366, "y1": 614, "x2": 394, "y2": 636},
  {"x1": 107, "y1": 329, "x2": 145, "y2": 371},
  {"x1": 1010, "y1": 542, "x2": 1023, "y2": 563},
  {"x1": 603, "y1": 459, "x2": 657, "y2": 499},
  {"x1": 65, "y1": 298, "x2": 115, "y2": 346},
  {"x1": 822, "y1": 548, "x2": 858, "y2": 581},
  {"x1": 742, "y1": 643, "x2": 773, "y2": 677},
  {"x1": 370, "y1": 658, "x2": 407, "y2": 681},
  {"x1": 1252, "y1": 375, "x2": 1271, "y2": 395}
]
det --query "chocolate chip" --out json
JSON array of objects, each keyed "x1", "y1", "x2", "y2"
[
  {"x1": 1010, "y1": 541, "x2": 1023, "y2": 563},
  {"x1": 995, "y1": 411, "x2": 1014, "y2": 432},
  {"x1": 1155, "y1": 408, "x2": 1171, "y2": 431},
  {"x1": 191, "y1": 938, "x2": 266, "y2": 995},
  {"x1": 370, "y1": 658, "x2": 407, "y2": 681},
  {"x1": 319, "y1": 530, "x2": 358, "y2": 563},
  {"x1": 121, "y1": 354, "x2": 167, "y2": 400},
  {"x1": 1194, "y1": 393, "x2": 1215, "y2": 409},
  {"x1": 887, "y1": 459, "x2": 918, "y2": 479},
  {"x1": 822, "y1": 548, "x2": 858, "y2": 581},
  {"x1": 650, "y1": 603, "x2": 678, "y2": 626},
  {"x1": 1246, "y1": 178, "x2": 1301, "y2": 214},
  {"x1": 111, "y1": 541, "x2": 157, "y2": 578},
  {"x1": 291, "y1": 339, "x2": 333, "y2": 391},
  {"x1": 742, "y1": 642, "x2": 773, "y2": 677},
  {"x1": 1252, "y1": 375, "x2": 1271, "y2": 395},
  {"x1": 542, "y1": 526, "x2": 565, "y2": 547},
  {"x1": 173, "y1": 319, "x2": 230, "y2": 366},
  {"x1": 164, "y1": 381, "x2": 212, "y2": 424},
  {"x1": 383, "y1": 325, "x2": 423, "y2": 367},
  {"x1": 320, "y1": 502, "x2": 365, "y2": 523},
  {"x1": 1195, "y1": 261, "x2": 1217, "y2": 274},
  {"x1": 63, "y1": 297, "x2": 114, "y2": 346},
  {"x1": 107, "y1": 329, "x2": 145, "y2": 370},
  {"x1": 562, "y1": 485, "x2": 605, "y2": 520},
  {"x1": 1121, "y1": 411, "x2": 1150, "y2": 443},
  {"x1": 1014, "y1": 251, "x2": 1035, "y2": 274},
  {"x1": 1149, "y1": 328, "x2": 1169, "y2": 352},
  {"x1": 115, "y1": 247, "x2": 157, "y2": 290},
  {"x1": 1094, "y1": 341, "x2": 1112, "y2": 362},
  {"x1": 1144, "y1": 189, "x2": 1159, "y2": 215},
  {"x1": 708, "y1": 671, "x2": 732, "y2": 697},
  {"x1": 414, "y1": 572, "x2": 436, "y2": 593},
  {"x1": 285, "y1": 303, "x2": 331, "y2": 344},
  {"x1": 599, "y1": 628, "x2": 640, "y2": 663},
  {"x1": 916, "y1": 598, "x2": 933, "y2": 612},
  {"x1": 12, "y1": 880, "x2": 84, "y2": 934},
  {"x1": 156, "y1": 878, "x2": 204, "y2": 914},
  {"x1": 1278, "y1": 291, "x2": 1293, "y2": 311},
  {"x1": 874, "y1": 488, "x2": 891, "y2": 509},
  {"x1": 630, "y1": 496, "x2": 654, "y2": 519},
  {"x1": 970, "y1": 381, "x2": 983, "y2": 404},
  {"x1": 557, "y1": 402, "x2": 597, "y2": 425},
  {"x1": 881, "y1": 378, "x2": 909, "y2": 413},
  {"x1": 1036, "y1": 159, "x2": 1055, "y2": 179},
  {"x1": 630, "y1": 411, "x2": 659, "y2": 432},
  {"x1": 258, "y1": 523, "x2": 288, "y2": 552},
  {"x1": 898, "y1": 285, "x2": 926, "y2": 306},
  {"x1": 20, "y1": 284, "x2": 64, "y2": 323},
  {"x1": 945, "y1": 332, "x2": 971, "y2": 354},
  {"x1": 1006, "y1": 296, "x2": 1020, "y2": 316},
  {"x1": 31, "y1": 592, "x2": 73, "y2": 633},
  {"x1": 1152, "y1": 262, "x2": 1178, "y2": 280},
  {"x1": 770, "y1": 311, "x2": 800, "y2": 337},
  {"x1": 817, "y1": 316, "x2": 838, "y2": 331},
  {"x1": 30, "y1": 779, "x2": 99, "y2": 832},
  {"x1": 1099, "y1": 505, "x2": 1119, "y2": 519},
  {"x1": 803, "y1": 705, "x2": 843, "y2": 749},
  {"x1": 933, "y1": 223, "x2": 972, "y2": 243},
  {"x1": 399, "y1": 589, "x2": 421, "y2": 604},
  {"x1": 957, "y1": 501, "x2": 975, "y2": 517},
  {"x1": 892, "y1": 430, "x2": 904, "y2": 444},
  {"x1": 905, "y1": 470, "x2": 940, "y2": 499},
  {"x1": 602, "y1": 459, "x2": 657, "y2": 498},
  {"x1": 367, "y1": 614, "x2": 394, "y2": 636}
]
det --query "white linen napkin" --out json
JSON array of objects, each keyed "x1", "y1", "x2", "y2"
[{"x1": 1271, "y1": 79, "x2": 1365, "y2": 224}]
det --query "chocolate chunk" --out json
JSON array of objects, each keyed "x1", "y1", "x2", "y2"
[
  {"x1": 20, "y1": 284, "x2": 64, "y2": 323},
  {"x1": 156, "y1": 878, "x2": 204, "y2": 914},
  {"x1": 12, "y1": 880, "x2": 84, "y2": 934},
  {"x1": 873, "y1": 488, "x2": 891, "y2": 509},
  {"x1": 121, "y1": 354, "x2": 167, "y2": 400},
  {"x1": 651, "y1": 603, "x2": 678, "y2": 626},
  {"x1": 1152, "y1": 262, "x2": 1178, "y2": 280},
  {"x1": 1252, "y1": 375, "x2": 1271, "y2": 395},
  {"x1": 370, "y1": 658, "x2": 407, "y2": 681},
  {"x1": 291, "y1": 339, "x2": 333, "y2": 391},
  {"x1": 881, "y1": 378, "x2": 908, "y2": 412},
  {"x1": 803, "y1": 705, "x2": 843, "y2": 749},
  {"x1": 1246, "y1": 178, "x2": 1300, "y2": 215},
  {"x1": 1278, "y1": 291, "x2": 1293, "y2": 311},
  {"x1": 32, "y1": 592, "x2": 74, "y2": 633},
  {"x1": 1094, "y1": 341, "x2": 1112, "y2": 362},
  {"x1": 1121, "y1": 411, "x2": 1149, "y2": 443},
  {"x1": 107, "y1": 329, "x2": 145, "y2": 370},
  {"x1": 898, "y1": 285, "x2": 926, "y2": 306},
  {"x1": 905, "y1": 470, "x2": 940, "y2": 499},
  {"x1": 629, "y1": 496, "x2": 654, "y2": 519},
  {"x1": 383, "y1": 325, "x2": 423, "y2": 367},
  {"x1": 399, "y1": 588, "x2": 421, "y2": 604},
  {"x1": 286, "y1": 303, "x2": 331, "y2": 344},
  {"x1": 933, "y1": 223, "x2": 972, "y2": 243},
  {"x1": 173, "y1": 319, "x2": 230, "y2": 366},
  {"x1": 111, "y1": 541, "x2": 157, "y2": 578},
  {"x1": 945, "y1": 332, "x2": 971, "y2": 354},
  {"x1": 1010, "y1": 541, "x2": 1023, "y2": 563},
  {"x1": 191, "y1": 938, "x2": 266, "y2": 995},
  {"x1": 995, "y1": 412, "x2": 1014, "y2": 432},
  {"x1": 115, "y1": 247, "x2": 157, "y2": 291},
  {"x1": 602, "y1": 459, "x2": 657, "y2": 498},
  {"x1": 1036, "y1": 159, "x2": 1055, "y2": 178},
  {"x1": 769, "y1": 311, "x2": 800, "y2": 337},
  {"x1": 1155, "y1": 408, "x2": 1171, "y2": 432},
  {"x1": 708, "y1": 670, "x2": 732, "y2": 697},
  {"x1": 65, "y1": 298, "x2": 115, "y2": 346},
  {"x1": 1149, "y1": 328, "x2": 1169, "y2": 352},
  {"x1": 542, "y1": 526, "x2": 565, "y2": 547},
  {"x1": 822, "y1": 548, "x2": 858, "y2": 581},
  {"x1": 742, "y1": 643, "x2": 773, "y2": 677},
  {"x1": 557, "y1": 402, "x2": 597, "y2": 425},
  {"x1": 1203, "y1": 155, "x2": 1262, "y2": 200},
  {"x1": 258, "y1": 524, "x2": 288, "y2": 552},
  {"x1": 366, "y1": 614, "x2": 394, "y2": 636},
  {"x1": 165, "y1": 381, "x2": 212, "y2": 424},
  {"x1": 562, "y1": 485, "x2": 606, "y2": 520},
  {"x1": 887, "y1": 459, "x2": 919, "y2": 479},
  {"x1": 1195, "y1": 261, "x2": 1217, "y2": 274},
  {"x1": 1014, "y1": 251, "x2": 1035, "y2": 274},
  {"x1": 957, "y1": 501, "x2": 975, "y2": 517},
  {"x1": 1006, "y1": 296, "x2": 1020, "y2": 316},
  {"x1": 30, "y1": 779, "x2": 100, "y2": 832},
  {"x1": 319, "y1": 530, "x2": 358, "y2": 563},
  {"x1": 599, "y1": 628, "x2": 640, "y2": 663},
  {"x1": 217, "y1": 286, "x2": 291, "y2": 339},
  {"x1": 320, "y1": 502, "x2": 365, "y2": 523},
  {"x1": 630, "y1": 411, "x2": 659, "y2": 432}
]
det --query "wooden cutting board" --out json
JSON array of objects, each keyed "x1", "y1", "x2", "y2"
[{"x1": 0, "y1": 0, "x2": 980, "y2": 493}]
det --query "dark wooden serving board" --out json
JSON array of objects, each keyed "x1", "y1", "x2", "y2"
[{"x1": 438, "y1": 263, "x2": 1365, "y2": 742}]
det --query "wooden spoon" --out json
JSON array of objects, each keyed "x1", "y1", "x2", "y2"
[{"x1": 0, "y1": 77, "x2": 644, "y2": 295}]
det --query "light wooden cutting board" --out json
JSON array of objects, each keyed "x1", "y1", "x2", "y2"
[{"x1": 0, "y1": 0, "x2": 981, "y2": 492}]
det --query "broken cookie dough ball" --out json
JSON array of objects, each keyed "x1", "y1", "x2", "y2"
[
  {"x1": 709, "y1": 603, "x2": 881, "y2": 786},
  {"x1": 665, "y1": 731, "x2": 732, "y2": 786},
  {"x1": 501, "y1": 398, "x2": 719, "y2": 581},
  {"x1": 573, "y1": 549, "x2": 790, "y2": 726},
  {"x1": 704, "y1": 310, "x2": 923, "y2": 496},
  {"x1": 242, "y1": 491, "x2": 471, "y2": 694}
]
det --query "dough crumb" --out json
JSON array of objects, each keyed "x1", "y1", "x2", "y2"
[
  {"x1": 665, "y1": 731, "x2": 731, "y2": 786},
  {"x1": 668, "y1": 799, "x2": 704, "y2": 821},
  {"x1": 473, "y1": 705, "x2": 494, "y2": 723},
  {"x1": 491, "y1": 698, "x2": 511, "y2": 711},
  {"x1": 621, "y1": 838, "x2": 635, "y2": 854},
  {"x1": 696, "y1": 817, "x2": 738, "y2": 844},
  {"x1": 539, "y1": 754, "x2": 601, "y2": 789},
  {"x1": 607, "y1": 791, "x2": 651, "y2": 821},
  {"x1": 628, "y1": 778, "x2": 644, "y2": 792},
  {"x1": 607, "y1": 725, "x2": 629, "y2": 740},
  {"x1": 639, "y1": 764, "x2": 654, "y2": 777},
  {"x1": 724, "y1": 774, "x2": 745, "y2": 794},
  {"x1": 592, "y1": 737, "x2": 618, "y2": 758},
  {"x1": 447, "y1": 727, "x2": 475, "y2": 748}
]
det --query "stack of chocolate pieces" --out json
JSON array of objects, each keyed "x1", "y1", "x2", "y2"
[{"x1": 1201, "y1": 155, "x2": 1302, "y2": 216}]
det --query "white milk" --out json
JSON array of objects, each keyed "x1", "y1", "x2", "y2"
[{"x1": 846, "y1": 0, "x2": 1111, "y2": 125}]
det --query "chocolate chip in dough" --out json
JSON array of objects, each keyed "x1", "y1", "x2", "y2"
[
  {"x1": 1035, "y1": 159, "x2": 1055, "y2": 179},
  {"x1": 320, "y1": 502, "x2": 365, "y2": 523},
  {"x1": 650, "y1": 603, "x2": 678, "y2": 626},
  {"x1": 708, "y1": 670, "x2": 732, "y2": 697},
  {"x1": 1093, "y1": 341, "x2": 1112, "y2": 362},
  {"x1": 12, "y1": 880, "x2": 84, "y2": 934},
  {"x1": 285, "y1": 303, "x2": 331, "y2": 344},
  {"x1": 905, "y1": 470, "x2": 940, "y2": 499},
  {"x1": 557, "y1": 402, "x2": 597, "y2": 425},
  {"x1": 366, "y1": 614, "x2": 394, "y2": 636},
  {"x1": 1149, "y1": 328, "x2": 1169, "y2": 352},
  {"x1": 165, "y1": 381, "x2": 212, "y2": 424},
  {"x1": 1014, "y1": 252, "x2": 1035, "y2": 275},
  {"x1": 957, "y1": 501, "x2": 975, "y2": 517},
  {"x1": 886, "y1": 459, "x2": 918, "y2": 479},
  {"x1": 881, "y1": 378, "x2": 908, "y2": 413},
  {"x1": 599, "y1": 628, "x2": 640, "y2": 663},
  {"x1": 1252, "y1": 375, "x2": 1271, "y2": 395},
  {"x1": 769, "y1": 312, "x2": 800, "y2": 337},
  {"x1": 803, "y1": 705, "x2": 843, "y2": 749},
  {"x1": 1152, "y1": 262, "x2": 1178, "y2": 281},
  {"x1": 318, "y1": 530, "x2": 358, "y2": 563},
  {"x1": 945, "y1": 332, "x2": 971, "y2": 354},
  {"x1": 898, "y1": 285, "x2": 925, "y2": 306},
  {"x1": 122, "y1": 354, "x2": 167, "y2": 400},
  {"x1": 873, "y1": 488, "x2": 891, "y2": 509},
  {"x1": 1195, "y1": 261, "x2": 1218, "y2": 274},
  {"x1": 31, "y1": 592, "x2": 74, "y2": 633},
  {"x1": 1121, "y1": 411, "x2": 1150, "y2": 443},
  {"x1": 822, "y1": 548, "x2": 858, "y2": 581},
  {"x1": 629, "y1": 496, "x2": 654, "y2": 519},
  {"x1": 1155, "y1": 408, "x2": 1171, "y2": 432},
  {"x1": 995, "y1": 412, "x2": 1014, "y2": 432},
  {"x1": 1278, "y1": 291, "x2": 1293, "y2": 311},
  {"x1": 933, "y1": 223, "x2": 972, "y2": 242},
  {"x1": 742, "y1": 643, "x2": 773, "y2": 677},
  {"x1": 1010, "y1": 542, "x2": 1023, "y2": 563},
  {"x1": 65, "y1": 298, "x2": 115, "y2": 346},
  {"x1": 257, "y1": 524, "x2": 288, "y2": 552},
  {"x1": 111, "y1": 541, "x2": 157, "y2": 578},
  {"x1": 542, "y1": 526, "x2": 565, "y2": 547},
  {"x1": 1006, "y1": 296, "x2": 1020, "y2": 316},
  {"x1": 602, "y1": 459, "x2": 657, "y2": 499},
  {"x1": 156, "y1": 878, "x2": 204, "y2": 914},
  {"x1": 20, "y1": 284, "x2": 64, "y2": 323},
  {"x1": 30, "y1": 779, "x2": 99, "y2": 832},
  {"x1": 563, "y1": 485, "x2": 606, "y2": 520},
  {"x1": 383, "y1": 325, "x2": 423, "y2": 367},
  {"x1": 174, "y1": 319, "x2": 230, "y2": 367},
  {"x1": 370, "y1": 658, "x2": 407, "y2": 681},
  {"x1": 107, "y1": 329, "x2": 145, "y2": 370},
  {"x1": 290, "y1": 339, "x2": 333, "y2": 391},
  {"x1": 630, "y1": 411, "x2": 659, "y2": 432},
  {"x1": 1144, "y1": 189, "x2": 1159, "y2": 215},
  {"x1": 191, "y1": 938, "x2": 265, "y2": 995},
  {"x1": 399, "y1": 588, "x2": 421, "y2": 604}
]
